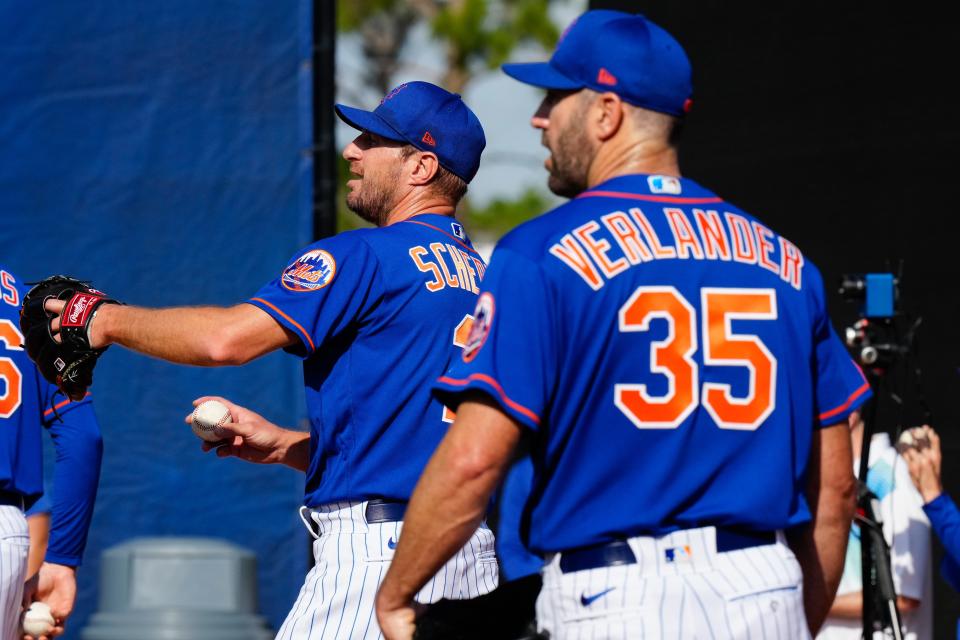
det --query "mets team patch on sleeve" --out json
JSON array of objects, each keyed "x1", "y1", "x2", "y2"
[
  {"x1": 281, "y1": 249, "x2": 337, "y2": 292},
  {"x1": 462, "y1": 292, "x2": 494, "y2": 362}
]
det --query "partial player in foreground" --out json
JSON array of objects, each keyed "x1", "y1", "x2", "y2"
[
  {"x1": 817, "y1": 410, "x2": 932, "y2": 639},
  {"x1": 1, "y1": 266, "x2": 103, "y2": 640},
  {"x1": 25, "y1": 82, "x2": 496, "y2": 639},
  {"x1": 376, "y1": 10, "x2": 869, "y2": 640}
]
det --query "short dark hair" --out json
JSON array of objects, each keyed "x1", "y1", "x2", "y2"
[{"x1": 400, "y1": 145, "x2": 469, "y2": 204}]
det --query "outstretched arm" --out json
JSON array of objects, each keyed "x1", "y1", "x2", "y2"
[
  {"x1": 46, "y1": 300, "x2": 296, "y2": 366},
  {"x1": 376, "y1": 395, "x2": 523, "y2": 640},
  {"x1": 787, "y1": 422, "x2": 856, "y2": 635}
]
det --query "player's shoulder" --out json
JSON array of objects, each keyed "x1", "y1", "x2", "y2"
[
  {"x1": 493, "y1": 197, "x2": 588, "y2": 260},
  {"x1": 287, "y1": 228, "x2": 382, "y2": 265},
  {"x1": 717, "y1": 196, "x2": 828, "y2": 300}
]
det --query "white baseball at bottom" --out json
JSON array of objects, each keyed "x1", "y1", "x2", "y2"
[
  {"x1": 22, "y1": 601, "x2": 55, "y2": 637},
  {"x1": 191, "y1": 399, "x2": 233, "y2": 443}
]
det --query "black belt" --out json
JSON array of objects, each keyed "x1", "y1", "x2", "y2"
[
  {"x1": 0, "y1": 491, "x2": 26, "y2": 511},
  {"x1": 364, "y1": 498, "x2": 407, "y2": 524},
  {"x1": 558, "y1": 528, "x2": 777, "y2": 573}
]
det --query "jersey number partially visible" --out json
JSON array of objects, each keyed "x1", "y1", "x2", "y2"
[
  {"x1": 0, "y1": 319, "x2": 24, "y2": 418},
  {"x1": 615, "y1": 287, "x2": 776, "y2": 431},
  {"x1": 442, "y1": 314, "x2": 474, "y2": 423}
]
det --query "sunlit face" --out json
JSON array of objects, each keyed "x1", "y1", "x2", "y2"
[
  {"x1": 531, "y1": 89, "x2": 597, "y2": 198},
  {"x1": 342, "y1": 131, "x2": 406, "y2": 226}
]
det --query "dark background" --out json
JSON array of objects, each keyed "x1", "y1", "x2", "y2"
[{"x1": 591, "y1": 0, "x2": 960, "y2": 635}]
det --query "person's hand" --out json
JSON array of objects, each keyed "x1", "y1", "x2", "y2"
[
  {"x1": 901, "y1": 425, "x2": 943, "y2": 504},
  {"x1": 187, "y1": 396, "x2": 307, "y2": 468},
  {"x1": 21, "y1": 562, "x2": 75, "y2": 638},
  {"x1": 375, "y1": 596, "x2": 420, "y2": 640},
  {"x1": 43, "y1": 298, "x2": 110, "y2": 348}
]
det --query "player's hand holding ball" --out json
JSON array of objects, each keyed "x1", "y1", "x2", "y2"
[
  {"x1": 899, "y1": 425, "x2": 943, "y2": 504},
  {"x1": 21, "y1": 601, "x2": 57, "y2": 639},
  {"x1": 186, "y1": 397, "x2": 310, "y2": 470},
  {"x1": 191, "y1": 399, "x2": 234, "y2": 443}
]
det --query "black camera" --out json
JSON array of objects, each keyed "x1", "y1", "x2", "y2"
[
  {"x1": 839, "y1": 272, "x2": 904, "y2": 370},
  {"x1": 839, "y1": 273, "x2": 897, "y2": 318}
]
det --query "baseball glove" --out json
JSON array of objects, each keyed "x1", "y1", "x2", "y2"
[{"x1": 19, "y1": 275, "x2": 120, "y2": 400}]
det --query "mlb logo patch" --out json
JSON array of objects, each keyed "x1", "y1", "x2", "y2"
[
  {"x1": 648, "y1": 175, "x2": 682, "y2": 195},
  {"x1": 664, "y1": 545, "x2": 693, "y2": 563},
  {"x1": 451, "y1": 222, "x2": 466, "y2": 241}
]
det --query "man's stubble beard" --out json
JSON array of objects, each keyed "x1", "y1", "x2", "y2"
[
  {"x1": 546, "y1": 117, "x2": 596, "y2": 199},
  {"x1": 346, "y1": 164, "x2": 403, "y2": 227}
]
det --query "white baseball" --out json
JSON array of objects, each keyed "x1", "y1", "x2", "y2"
[
  {"x1": 22, "y1": 601, "x2": 55, "y2": 636},
  {"x1": 191, "y1": 400, "x2": 233, "y2": 442},
  {"x1": 896, "y1": 428, "x2": 930, "y2": 453},
  {"x1": 898, "y1": 430, "x2": 915, "y2": 448}
]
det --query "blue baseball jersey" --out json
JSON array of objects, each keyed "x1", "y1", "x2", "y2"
[
  {"x1": 493, "y1": 454, "x2": 543, "y2": 581},
  {"x1": 247, "y1": 214, "x2": 485, "y2": 507},
  {"x1": 434, "y1": 174, "x2": 871, "y2": 554},
  {"x1": 1, "y1": 264, "x2": 103, "y2": 565}
]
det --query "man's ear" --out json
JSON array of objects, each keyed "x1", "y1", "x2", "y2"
[
  {"x1": 408, "y1": 150, "x2": 440, "y2": 186},
  {"x1": 593, "y1": 92, "x2": 625, "y2": 142}
]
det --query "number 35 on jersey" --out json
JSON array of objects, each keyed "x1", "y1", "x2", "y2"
[{"x1": 616, "y1": 286, "x2": 776, "y2": 432}]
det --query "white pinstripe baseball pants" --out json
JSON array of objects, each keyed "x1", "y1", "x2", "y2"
[
  {"x1": 0, "y1": 505, "x2": 29, "y2": 640},
  {"x1": 275, "y1": 501, "x2": 499, "y2": 640},
  {"x1": 537, "y1": 527, "x2": 810, "y2": 640}
]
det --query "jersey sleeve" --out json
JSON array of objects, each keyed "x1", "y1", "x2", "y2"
[
  {"x1": 809, "y1": 277, "x2": 872, "y2": 427},
  {"x1": 42, "y1": 395, "x2": 103, "y2": 566},
  {"x1": 246, "y1": 234, "x2": 383, "y2": 358},
  {"x1": 923, "y1": 492, "x2": 960, "y2": 592},
  {"x1": 433, "y1": 247, "x2": 557, "y2": 431}
]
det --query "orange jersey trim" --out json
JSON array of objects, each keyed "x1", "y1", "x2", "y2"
[
  {"x1": 437, "y1": 373, "x2": 540, "y2": 426},
  {"x1": 249, "y1": 297, "x2": 316, "y2": 352},
  {"x1": 403, "y1": 220, "x2": 480, "y2": 256},
  {"x1": 578, "y1": 190, "x2": 724, "y2": 205},
  {"x1": 43, "y1": 392, "x2": 91, "y2": 417},
  {"x1": 819, "y1": 381, "x2": 871, "y2": 423}
]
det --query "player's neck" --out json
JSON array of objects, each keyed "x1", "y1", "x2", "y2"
[
  {"x1": 382, "y1": 191, "x2": 456, "y2": 226},
  {"x1": 587, "y1": 140, "x2": 680, "y2": 188}
]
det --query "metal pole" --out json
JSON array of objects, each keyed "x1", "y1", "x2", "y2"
[{"x1": 313, "y1": 0, "x2": 337, "y2": 240}]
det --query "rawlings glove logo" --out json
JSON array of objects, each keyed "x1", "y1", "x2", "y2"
[{"x1": 63, "y1": 293, "x2": 103, "y2": 327}]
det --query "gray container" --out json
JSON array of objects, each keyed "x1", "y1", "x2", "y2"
[{"x1": 81, "y1": 537, "x2": 274, "y2": 640}]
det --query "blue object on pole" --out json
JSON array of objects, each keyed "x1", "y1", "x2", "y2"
[{"x1": 865, "y1": 273, "x2": 896, "y2": 318}]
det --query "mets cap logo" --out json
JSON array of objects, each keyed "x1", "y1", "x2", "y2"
[
  {"x1": 648, "y1": 175, "x2": 682, "y2": 195},
  {"x1": 463, "y1": 292, "x2": 494, "y2": 362},
  {"x1": 281, "y1": 249, "x2": 337, "y2": 292},
  {"x1": 381, "y1": 83, "x2": 409, "y2": 104}
]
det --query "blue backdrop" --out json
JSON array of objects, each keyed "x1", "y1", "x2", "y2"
[{"x1": 0, "y1": 1, "x2": 314, "y2": 635}]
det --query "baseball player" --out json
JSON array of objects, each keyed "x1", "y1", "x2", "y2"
[
  {"x1": 40, "y1": 81, "x2": 497, "y2": 639},
  {"x1": 376, "y1": 10, "x2": 871, "y2": 640},
  {"x1": 0, "y1": 264, "x2": 103, "y2": 640},
  {"x1": 818, "y1": 411, "x2": 932, "y2": 639}
]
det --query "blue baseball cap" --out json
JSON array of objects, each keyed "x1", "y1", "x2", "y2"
[
  {"x1": 335, "y1": 81, "x2": 486, "y2": 183},
  {"x1": 502, "y1": 10, "x2": 693, "y2": 117}
]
